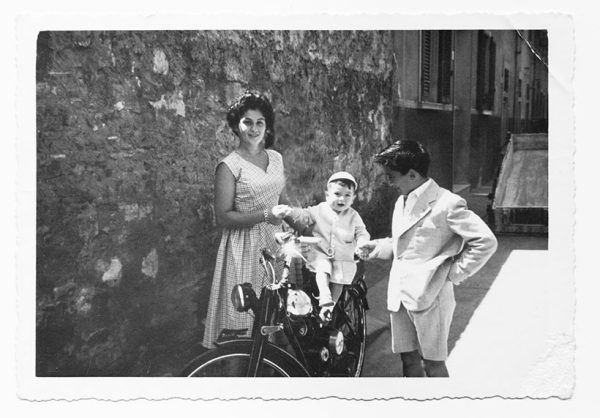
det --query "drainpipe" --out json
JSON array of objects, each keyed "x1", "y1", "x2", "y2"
[
  {"x1": 512, "y1": 30, "x2": 520, "y2": 133},
  {"x1": 450, "y1": 31, "x2": 457, "y2": 189}
]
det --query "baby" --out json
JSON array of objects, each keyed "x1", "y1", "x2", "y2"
[{"x1": 274, "y1": 171, "x2": 370, "y2": 322}]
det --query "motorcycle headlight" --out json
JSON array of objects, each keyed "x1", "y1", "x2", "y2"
[
  {"x1": 286, "y1": 289, "x2": 312, "y2": 317},
  {"x1": 329, "y1": 330, "x2": 345, "y2": 356},
  {"x1": 231, "y1": 283, "x2": 256, "y2": 312}
]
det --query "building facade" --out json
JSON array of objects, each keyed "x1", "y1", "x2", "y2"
[{"x1": 392, "y1": 30, "x2": 548, "y2": 193}]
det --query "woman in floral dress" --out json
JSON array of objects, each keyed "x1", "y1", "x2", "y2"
[{"x1": 202, "y1": 92, "x2": 289, "y2": 349}]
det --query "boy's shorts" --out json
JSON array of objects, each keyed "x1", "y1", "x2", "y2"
[{"x1": 390, "y1": 280, "x2": 455, "y2": 361}]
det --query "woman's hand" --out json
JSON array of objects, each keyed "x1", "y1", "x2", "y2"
[
  {"x1": 266, "y1": 205, "x2": 290, "y2": 225},
  {"x1": 271, "y1": 204, "x2": 291, "y2": 218},
  {"x1": 267, "y1": 204, "x2": 292, "y2": 225}
]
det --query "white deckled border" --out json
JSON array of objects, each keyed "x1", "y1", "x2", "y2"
[{"x1": 15, "y1": 12, "x2": 574, "y2": 402}]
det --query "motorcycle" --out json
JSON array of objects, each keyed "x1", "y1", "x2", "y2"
[{"x1": 181, "y1": 231, "x2": 369, "y2": 377}]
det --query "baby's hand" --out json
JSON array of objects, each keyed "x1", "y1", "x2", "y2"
[{"x1": 271, "y1": 204, "x2": 291, "y2": 218}]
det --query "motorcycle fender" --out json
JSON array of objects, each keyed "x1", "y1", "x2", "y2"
[{"x1": 348, "y1": 280, "x2": 369, "y2": 311}]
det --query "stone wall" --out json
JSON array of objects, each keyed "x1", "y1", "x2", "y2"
[{"x1": 36, "y1": 30, "x2": 394, "y2": 376}]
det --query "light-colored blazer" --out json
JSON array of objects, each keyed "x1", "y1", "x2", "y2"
[{"x1": 371, "y1": 179, "x2": 497, "y2": 312}]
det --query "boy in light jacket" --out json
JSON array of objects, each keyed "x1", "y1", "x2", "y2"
[{"x1": 358, "y1": 140, "x2": 497, "y2": 377}]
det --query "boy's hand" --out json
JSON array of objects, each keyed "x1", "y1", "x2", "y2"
[
  {"x1": 356, "y1": 241, "x2": 378, "y2": 260},
  {"x1": 271, "y1": 204, "x2": 291, "y2": 219}
]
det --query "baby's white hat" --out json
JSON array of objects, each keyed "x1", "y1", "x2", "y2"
[{"x1": 328, "y1": 171, "x2": 358, "y2": 190}]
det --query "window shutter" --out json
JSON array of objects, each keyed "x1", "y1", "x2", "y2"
[
  {"x1": 476, "y1": 31, "x2": 487, "y2": 110},
  {"x1": 421, "y1": 30, "x2": 432, "y2": 99},
  {"x1": 487, "y1": 39, "x2": 496, "y2": 110},
  {"x1": 476, "y1": 31, "x2": 496, "y2": 111},
  {"x1": 438, "y1": 30, "x2": 452, "y2": 104}
]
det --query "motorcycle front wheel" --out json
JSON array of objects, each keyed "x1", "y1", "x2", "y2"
[{"x1": 181, "y1": 340, "x2": 310, "y2": 377}]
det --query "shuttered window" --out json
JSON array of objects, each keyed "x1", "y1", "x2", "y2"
[
  {"x1": 420, "y1": 30, "x2": 453, "y2": 104},
  {"x1": 476, "y1": 31, "x2": 496, "y2": 111}
]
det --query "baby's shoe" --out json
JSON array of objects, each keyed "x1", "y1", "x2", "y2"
[{"x1": 319, "y1": 302, "x2": 334, "y2": 324}]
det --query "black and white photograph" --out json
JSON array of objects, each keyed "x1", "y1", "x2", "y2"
[{"x1": 9, "y1": 6, "x2": 585, "y2": 411}]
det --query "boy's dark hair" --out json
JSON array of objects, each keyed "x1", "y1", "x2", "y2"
[
  {"x1": 226, "y1": 91, "x2": 275, "y2": 148},
  {"x1": 329, "y1": 179, "x2": 356, "y2": 192},
  {"x1": 373, "y1": 140, "x2": 430, "y2": 177}
]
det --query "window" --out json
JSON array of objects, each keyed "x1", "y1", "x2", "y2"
[
  {"x1": 476, "y1": 31, "x2": 496, "y2": 111},
  {"x1": 420, "y1": 30, "x2": 453, "y2": 104}
]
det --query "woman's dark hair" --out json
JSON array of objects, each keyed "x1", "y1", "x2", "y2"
[
  {"x1": 226, "y1": 91, "x2": 275, "y2": 148},
  {"x1": 373, "y1": 140, "x2": 430, "y2": 177}
]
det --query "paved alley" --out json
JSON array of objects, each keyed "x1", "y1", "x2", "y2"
[{"x1": 359, "y1": 188, "x2": 556, "y2": 388}]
